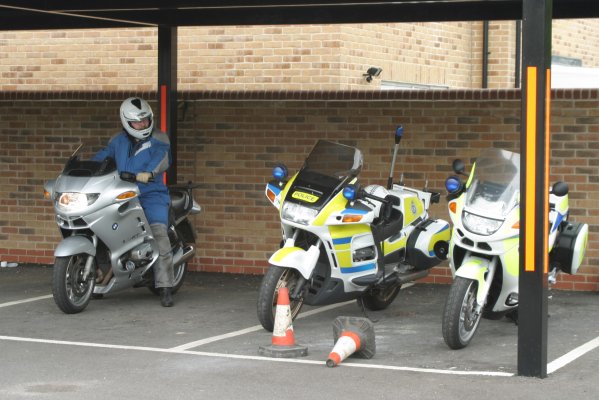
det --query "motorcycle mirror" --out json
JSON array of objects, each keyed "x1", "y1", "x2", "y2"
[
  {"x1": 452, "y1": 159, "x2": 466, "y2": 175},
  {"x1": 445, "y1": 176, "x2": 462, "y2": 194},
  {"x1": 552, "y1": 181, "x2": 569, "y2": 197},
  {"x1": 272, "y1": 164, "x2": 288, "y2": 181},
  {"x1": 343, "y1": 184, "x2": 361, "y2": 201}
]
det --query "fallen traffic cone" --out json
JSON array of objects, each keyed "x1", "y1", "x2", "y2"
[
  {"x1": 258, "y1": 287, "x2": 308, "y2": 358},
  {"x1": 326, "y1": 316, "x2": 376, "y2": 368}
]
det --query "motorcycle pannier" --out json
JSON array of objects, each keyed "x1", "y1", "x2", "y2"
[
  {"x1": 550, "y1": 222, "x2": 588, "y2": 275},
  {"x1": 406, "y1": 218, "x2": 450, "y2": 270}
]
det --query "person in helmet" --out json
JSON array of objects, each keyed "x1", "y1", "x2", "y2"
[{"x1": 93, "y1": 97, "x2": 175, "y2": 307}]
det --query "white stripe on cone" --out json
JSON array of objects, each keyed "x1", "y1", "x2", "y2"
[
  {"x1": 273, "y1": 304, "x2": 293, "y2": 338},
  {"x1": 330, "y1": 335, "x2": 357, "y2": 363}
]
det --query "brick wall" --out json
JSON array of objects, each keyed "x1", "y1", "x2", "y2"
[
  {"x1": 553, "y1": 19, "x2": 599, "y2": 67},
  {"x1": 3, "y1": 21, "x2": 599, "y2": 91},
  {"x1": 0, "y1": 89, "x2": 597, "y2": 291}
]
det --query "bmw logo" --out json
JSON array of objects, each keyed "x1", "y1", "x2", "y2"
[{"x1": 112, "y1": 223, "x2": 118, "y2": 230}]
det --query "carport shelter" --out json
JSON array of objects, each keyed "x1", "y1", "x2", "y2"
[{"x1": 1, "y1": 0, "x2": 599, "y2": 377}]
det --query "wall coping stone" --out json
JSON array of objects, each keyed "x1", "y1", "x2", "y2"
[{"x1": 0, "y1": 89, "x2": 597, "y2": 101}]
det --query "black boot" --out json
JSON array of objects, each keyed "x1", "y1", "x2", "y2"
[{"x1": 160, "y1": 287, "x2": 174, "y2": 307}]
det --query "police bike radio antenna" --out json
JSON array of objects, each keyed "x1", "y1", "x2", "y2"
[{"x1": 387, "y1": 125, "x2": 403, "y2": 190}]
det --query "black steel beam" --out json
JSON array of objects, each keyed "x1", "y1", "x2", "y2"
[
  {"x1": 158, "y1": 26, "x2": 179, "y2": 185},
  {"x1": 1, "y1": 0, "x2": 597, "y2": 31},
  {"x1": 69, "y1": 3, "x2": 524, "y2": 25},
  {"x1": 0, "y1": 1, "x2": 521, "y2": 11},
  {"x1": 0, "y1": 9, "x2": 145, "y2": 29},
  {"x1": 518, "y1": 0, "x2": 552, "y2": 379}
]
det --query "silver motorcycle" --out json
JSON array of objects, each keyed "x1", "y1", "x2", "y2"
[{"x1": 44, "y1": 147, "x2": 201, "y2": 314}]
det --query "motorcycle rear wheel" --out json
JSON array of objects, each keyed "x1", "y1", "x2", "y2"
[
  {"x1": 257, "y1": 266, "x2": 305, "y2": 332},
  {"x1": 52, "y1": 255, "x2": 95, "y2": 314},
  {"x1": 358, "y1": 283, "x2": 402, "y2": 311},
  {"x1": 442, "y1": 276, "x2": 482, "y2": 349}
]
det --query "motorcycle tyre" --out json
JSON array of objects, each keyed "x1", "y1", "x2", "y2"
[
  {"x1": 52, "y1": 255, "x2": 95, "y2": 314},
  {"x1": 358, "y1": 283, "x2": 402, "y2": 311},
  {"x1": 442, "y1": 277, "x2": 482, "y2": 350},
  {"x1": 256, "y1": 266, "x2": 305, "y2": 332},
  {"x1": 147, "y1": 261, "x2": 187, "y2": 296}
]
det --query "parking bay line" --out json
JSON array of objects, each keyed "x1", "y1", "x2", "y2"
[
  {"x1": 0, "y1": 295, "x2": 52, "y2": 309},
  {"x1": 547, "y1": 335, "x2": 599, "y2": 374},
  {"x1": 0, "y1": 335, "x2": 513, "y2": 377}
]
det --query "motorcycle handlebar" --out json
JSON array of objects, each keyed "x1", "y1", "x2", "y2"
[
  {"x1": 120, "y1": 172, "x2": 136, "y2": 182},
  {"x1": 168, "y1": 182, "x2": 202, "y2": 191},
  {"x1": 119, "y1": 172, "x2": 155, "y2": 183},
  {"x1": 361, "y1": 190, "x2": 390, "y2": 204}
]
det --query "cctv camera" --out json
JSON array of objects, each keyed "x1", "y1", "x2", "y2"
[{"x1": 366, "y1": 67, "x2": 382, "y2": 77}]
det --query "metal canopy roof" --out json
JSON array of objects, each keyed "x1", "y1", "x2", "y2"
[{"x1": 1, "y1": 0, "x2": 599, "y2": 31}]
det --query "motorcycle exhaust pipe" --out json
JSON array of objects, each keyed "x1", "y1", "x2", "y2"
[
  {"x1": 173, "y1": 245, "x2": 195, "y2": 267},
  {"x1": 396, "y1": 270, "x2": 429, "y2": 285}
]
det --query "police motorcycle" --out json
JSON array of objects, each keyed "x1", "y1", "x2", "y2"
[
  {"x1": 257, "y1": 127, "x2": 451, "y2": 331},
  {"x1": 442, "y1": 148, "x2": 588, "y2": 349},
  {"x1": 44, "y1": 146, "x2": 201, "y2": 314}
]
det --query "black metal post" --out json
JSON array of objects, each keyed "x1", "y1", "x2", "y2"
[
  {"x1": 518, "y1": 0, "x2": 552, "y2": 378},
  {"x1": 515, "y1": 20, "x2": 522, "y2": 88},
  {"x1": 482, "y1": 20, "x2": 489, "y2": 88},
  {"x1": 158, "y1": 25, "x2": 178, "y2": 185}
]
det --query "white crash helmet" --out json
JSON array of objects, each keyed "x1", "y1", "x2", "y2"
[{"x1": 120, "y1": 97, "x2": 154, "y2": 140}]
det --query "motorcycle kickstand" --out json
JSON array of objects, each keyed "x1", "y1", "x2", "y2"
[{"x1": 357, "y1": 296, "x2": 379, "y2": 323}]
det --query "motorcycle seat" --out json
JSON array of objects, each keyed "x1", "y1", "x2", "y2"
[
  {"x1": 372, "y1": 196, "x2": 403, "y2": 243},
  {"x1": 170, "y1": 190, "x2": 192, "y2": 220}
]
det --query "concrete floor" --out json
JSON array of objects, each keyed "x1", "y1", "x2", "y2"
[{"x1": 0, "y1": 265, "x2": 598, "y2": 399}]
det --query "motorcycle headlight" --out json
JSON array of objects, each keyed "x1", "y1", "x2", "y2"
[
  {"x1": 55, "y1": 192, "x2": 100, "y2": 212},
  {"x1": 462, "y1": 211, "x2": 503, "y2": 236},
  {"x1": 281, "y1": 202, "x2": 318, "y2": 225}
]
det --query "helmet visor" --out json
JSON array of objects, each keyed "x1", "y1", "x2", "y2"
[{"x1": 128, "y1": 116, "x2": 152, "y2": 131}]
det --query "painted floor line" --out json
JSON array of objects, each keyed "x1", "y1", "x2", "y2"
[
  {"x1": 547, "y1": 335, "x2": 599, "y2": 374},
  {"x1": 0, "y1": 294, "x2": 52, "y2": 309},
  {"x1": 170, "y1": 325, "x2": 264, "y2": 351},
  {"x1": 170, "y1": 300, "x2": 355, "y2": 351},
  {"x1": 0, "y1": 335, "x2": 512, "y2": 377}
]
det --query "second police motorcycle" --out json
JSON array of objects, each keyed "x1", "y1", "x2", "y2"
[
  {"x1": 442, "y1": 148, "x2": 588, "y2": 349},
  {"x1": 257, "y1": 127, "x2": 451, "y2": 331}
]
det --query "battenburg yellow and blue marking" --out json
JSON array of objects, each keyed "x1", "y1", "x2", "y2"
[
  {"x1": 427, "y1": 223, "x2": 451, "y2": 256},
  {"x1": 329, "y1": 224, "x2": 376, "y2": 274}
]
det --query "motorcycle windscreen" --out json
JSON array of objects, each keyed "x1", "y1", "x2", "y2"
[
  {"x1": 63, "y1": 155, "x2": 117, "y2": 177},
  {"x1": 303, "y1": 140, "x2": 362, "y2": 178},
  {"x1": 286, "y1": 140, "x2": 363, "y2": 210},
  {"x1": 465, "y1": 148, "x2": 520, "y2": 219}
]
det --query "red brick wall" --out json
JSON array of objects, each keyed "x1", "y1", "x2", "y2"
[{"x1": 1, "y1": 89, "x2": 597, "y2": 291}]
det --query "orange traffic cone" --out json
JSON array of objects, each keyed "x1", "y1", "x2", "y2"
[
  {"x1": 326, "y1": 316, "x2": 376, "y2": 368},
  {"x1": 258, "y1": 287, "x2": 308, "y2": 358}
]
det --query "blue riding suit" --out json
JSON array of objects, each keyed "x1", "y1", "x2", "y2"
[
  {"x1": 93, "y1": 129, "x2": 172, "y2": 225},
  {"x1": 94, "y1": 128, "x2": 174, "y2": 289}
]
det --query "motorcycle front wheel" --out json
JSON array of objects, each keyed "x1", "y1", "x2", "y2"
[
  {"x1": 442, "y1": 277, "x2": 482, "y2": 349},
  {"x1": 257, "y1": 266, "x2": 305, "y2": 332},
  {"x1": 358, "y1": 283, "x2": 402, "y2": 311},
  {"x1": 52, "y1": 254, "x2": 95, "y2": 314}
]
